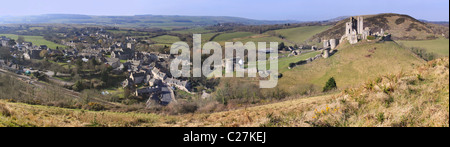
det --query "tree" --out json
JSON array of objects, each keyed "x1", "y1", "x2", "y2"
[
  {"x1": 8, "y1": 39, "x2": 16, "y2": 46},
  {"x1": 100, "y1": 69, "x2": 109, "y2": 84},
  {"x1": 73, "y1": 80, "x2": 84, "y2": 92},
  {"x1": 0, "y1": 46, "x2": 11, "y2": 61},
  {"x1": 39, "y1": 50, "x2": 48, "y2": 58},
  {"x1": 75, "y1": 58, "x2": 83, "y2": 68},
  {"x1": 17, "y1": 36, "x2": 25, "y2": 45},
  {"x1": 323, "y1": 77, "x2": 337, "y2": 92},
  {"x1": 278, "y1": 42, "x2": 285, "y2": 50}
]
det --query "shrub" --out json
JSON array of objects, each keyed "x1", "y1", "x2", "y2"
[
  {"x1": 177, "y1": 102, "x2": 198, "y2": 114},
  {"x1": 0, "y1": 102, "x2": 12, "y2": 117},
  {"x1": 83, "y1": 102, "x2": 105, "y2": 111},
  {"x1": 395, "y1": 18, "x2": 405, "y2": 25},
  {"x1": 323, "y1": 77, "x2": 337, "y2": 92},
  {"x1": 367, "y1": 35, "x2": 376, "y2": 40}
]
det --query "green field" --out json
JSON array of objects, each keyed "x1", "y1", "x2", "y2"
[
  {"x1": 275, "y1": 25, "x2": 331, "y2": 45},
  {"x1": 397, "y1": 38, "x2": 449, "y2": 57},
  {"x1": 0, "y1": 34, "x2": 67, "y2": 49},
  {"x1": 276, "y1": 41, "x2": 425, "y2": 95},
  {"x1": 149, "y1": 35, "x2": 181, "y2": 45},
  {"x1": 200, "y1": 33, "x2": 218, "y2": 43},
  {"x1": 171, "y1": 27, "x2": 212, "y2": 34},
  {"x1": 212, "y1": 32, "x2": 256, "y2": 42},
  {"x1": 232, "y1": 34, "x2": 295, "y2": 47}
]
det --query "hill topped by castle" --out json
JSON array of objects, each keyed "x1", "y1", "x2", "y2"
[{"x1": 309, "y1": 13, "x2": 449, "y2": 42}]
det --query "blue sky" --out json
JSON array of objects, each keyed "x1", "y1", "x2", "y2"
[{"x1": 0, "y1": 0, "x2": 448, "y2": 21}]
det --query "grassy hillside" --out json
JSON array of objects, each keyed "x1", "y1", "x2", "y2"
[
  {"x1": 276, "y1": 41, "x2": 425, "y2": 95},
  {"x1": 212, "y1": 32, "x2": 256, "y2": 42},
  {"x1": 397, "y1": 38, "x2": 449, "y2": 57},
  {"x1": 310, "y1": 13, "x2": 449, "y2": 42},
  {"x1": 1, "y1": 58, "x2": 447, "y2": 127},
  {"x1": 230, "y1": 34, "x2": 295, "y2": 47},
  {"x1": 0, "y1": 34, "x2": 67, "y2": 49},
  {"x1": 275, "y1": 25, "x2": 331, "y2": 44}
]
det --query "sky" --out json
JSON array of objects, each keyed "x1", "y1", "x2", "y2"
[{"x1": 0, "y1": 0, "x2": 448, "y2": 21}]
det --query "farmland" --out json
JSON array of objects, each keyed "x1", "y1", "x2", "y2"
[{"x1": 0, "y1": 34, "x2": 67, "y2": 49}]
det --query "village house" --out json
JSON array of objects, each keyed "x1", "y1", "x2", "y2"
[
  {"x1": 104, "y1": 57, "x2": 120, "y2": 69},
  {"x1": 0, "y1": 36, "x2": 11, "y2": 47},
  {"x1": 23, "y1": 49, "x2": 42, "y2": 60},
  {"x1": 165, "y1": 78, "x2": 191, "y2": 92},
  {"x1": 135, "y1": 86, "x2": 160, "y2": 96},
  {"x1": 152, "y1": 67, "x2": 167, "y2": 80}
]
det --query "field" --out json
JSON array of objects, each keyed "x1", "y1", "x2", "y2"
[
  {"x1": 171, "y1": 27, "x2": 212, "y2": 34},
  {"x1": 230, "y1": 34, "x2": 295, "y2": 47},
  {"x1": 149, "y1": 35, "x2": 181, "y2": 45},
  {"x1": 212, "y1": 32, "x2": 256, "y2": 42},
  {"x1": 274, "y1": 25, "x2": 331, "y2": 44},
  {"x1": 0, "y1": 34, "x2": 67, "y2": 49},
  {"x1": 397, "y1": 38, "x2": 449, "y2": 57}
]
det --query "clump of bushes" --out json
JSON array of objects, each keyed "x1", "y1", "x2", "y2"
[{"x1": 395, "y1": 18, "x2": 405, "y2": 25}]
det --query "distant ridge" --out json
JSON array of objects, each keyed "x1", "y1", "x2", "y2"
[{"x1": 0, "y1": 14, "x2": 300, "y2": 28}]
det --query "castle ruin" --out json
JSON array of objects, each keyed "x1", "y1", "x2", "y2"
[{"x1": 341, "y1": 16, "x2": 371, "y2": 44}]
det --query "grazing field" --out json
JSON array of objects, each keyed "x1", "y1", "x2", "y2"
[
  {"x1": 212, "y1": 32, "x2": 256, "y2": 42},
  {"x1": 397, "y1": 38, "x2": 449, "y2": 57},
  {"x1": 230, "y1": 34, "x2": 295, "y2": 47},
  {"x1": 275, "y1": 25, "x2": 331, "y2": 45},
  {"x1": 277, "y1": 41, "x2": 425, "y2": 95},
  {"x1": 149, "y1": 35, "x2": 181, "y2": 45},
  {"x1": 172, "y1": 27, "x2": 212, "y2": 34},
  {"x1": 0, "y1": 34, "x2": 67, "y2": 49}
]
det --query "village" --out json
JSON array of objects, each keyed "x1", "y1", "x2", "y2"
[
  {"x1": 0, "y1": 16, "x2": 395, "y2": 107},
  {"x1": 0, "y1": 30, "x2": 193, "y2": 107}
]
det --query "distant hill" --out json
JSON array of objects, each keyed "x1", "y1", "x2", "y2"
[
  {"x1": 309, "y1": 13, "x2": 450, "y2": 42},
  {"x1": 419, "y1": 20, "x2": 449, "y2": 27},
  {"x1": 0, "y1": 14, "x2": 300, "y2": 28}
]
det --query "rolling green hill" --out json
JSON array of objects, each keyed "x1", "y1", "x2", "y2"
[
  {"x1": 274, "y1": 25, "x2": 331, "y2": 44},
  {"x1": 212, "y1": 32, "x2": 256, "y2": 42}
]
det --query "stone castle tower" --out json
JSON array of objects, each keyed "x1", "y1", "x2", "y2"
[
  {"x1": 342, "y1": 16, "x2": 367, "y2": 44},
  {"x1": 345, "y1": 16, "x2": 364, "y2": 35}
]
